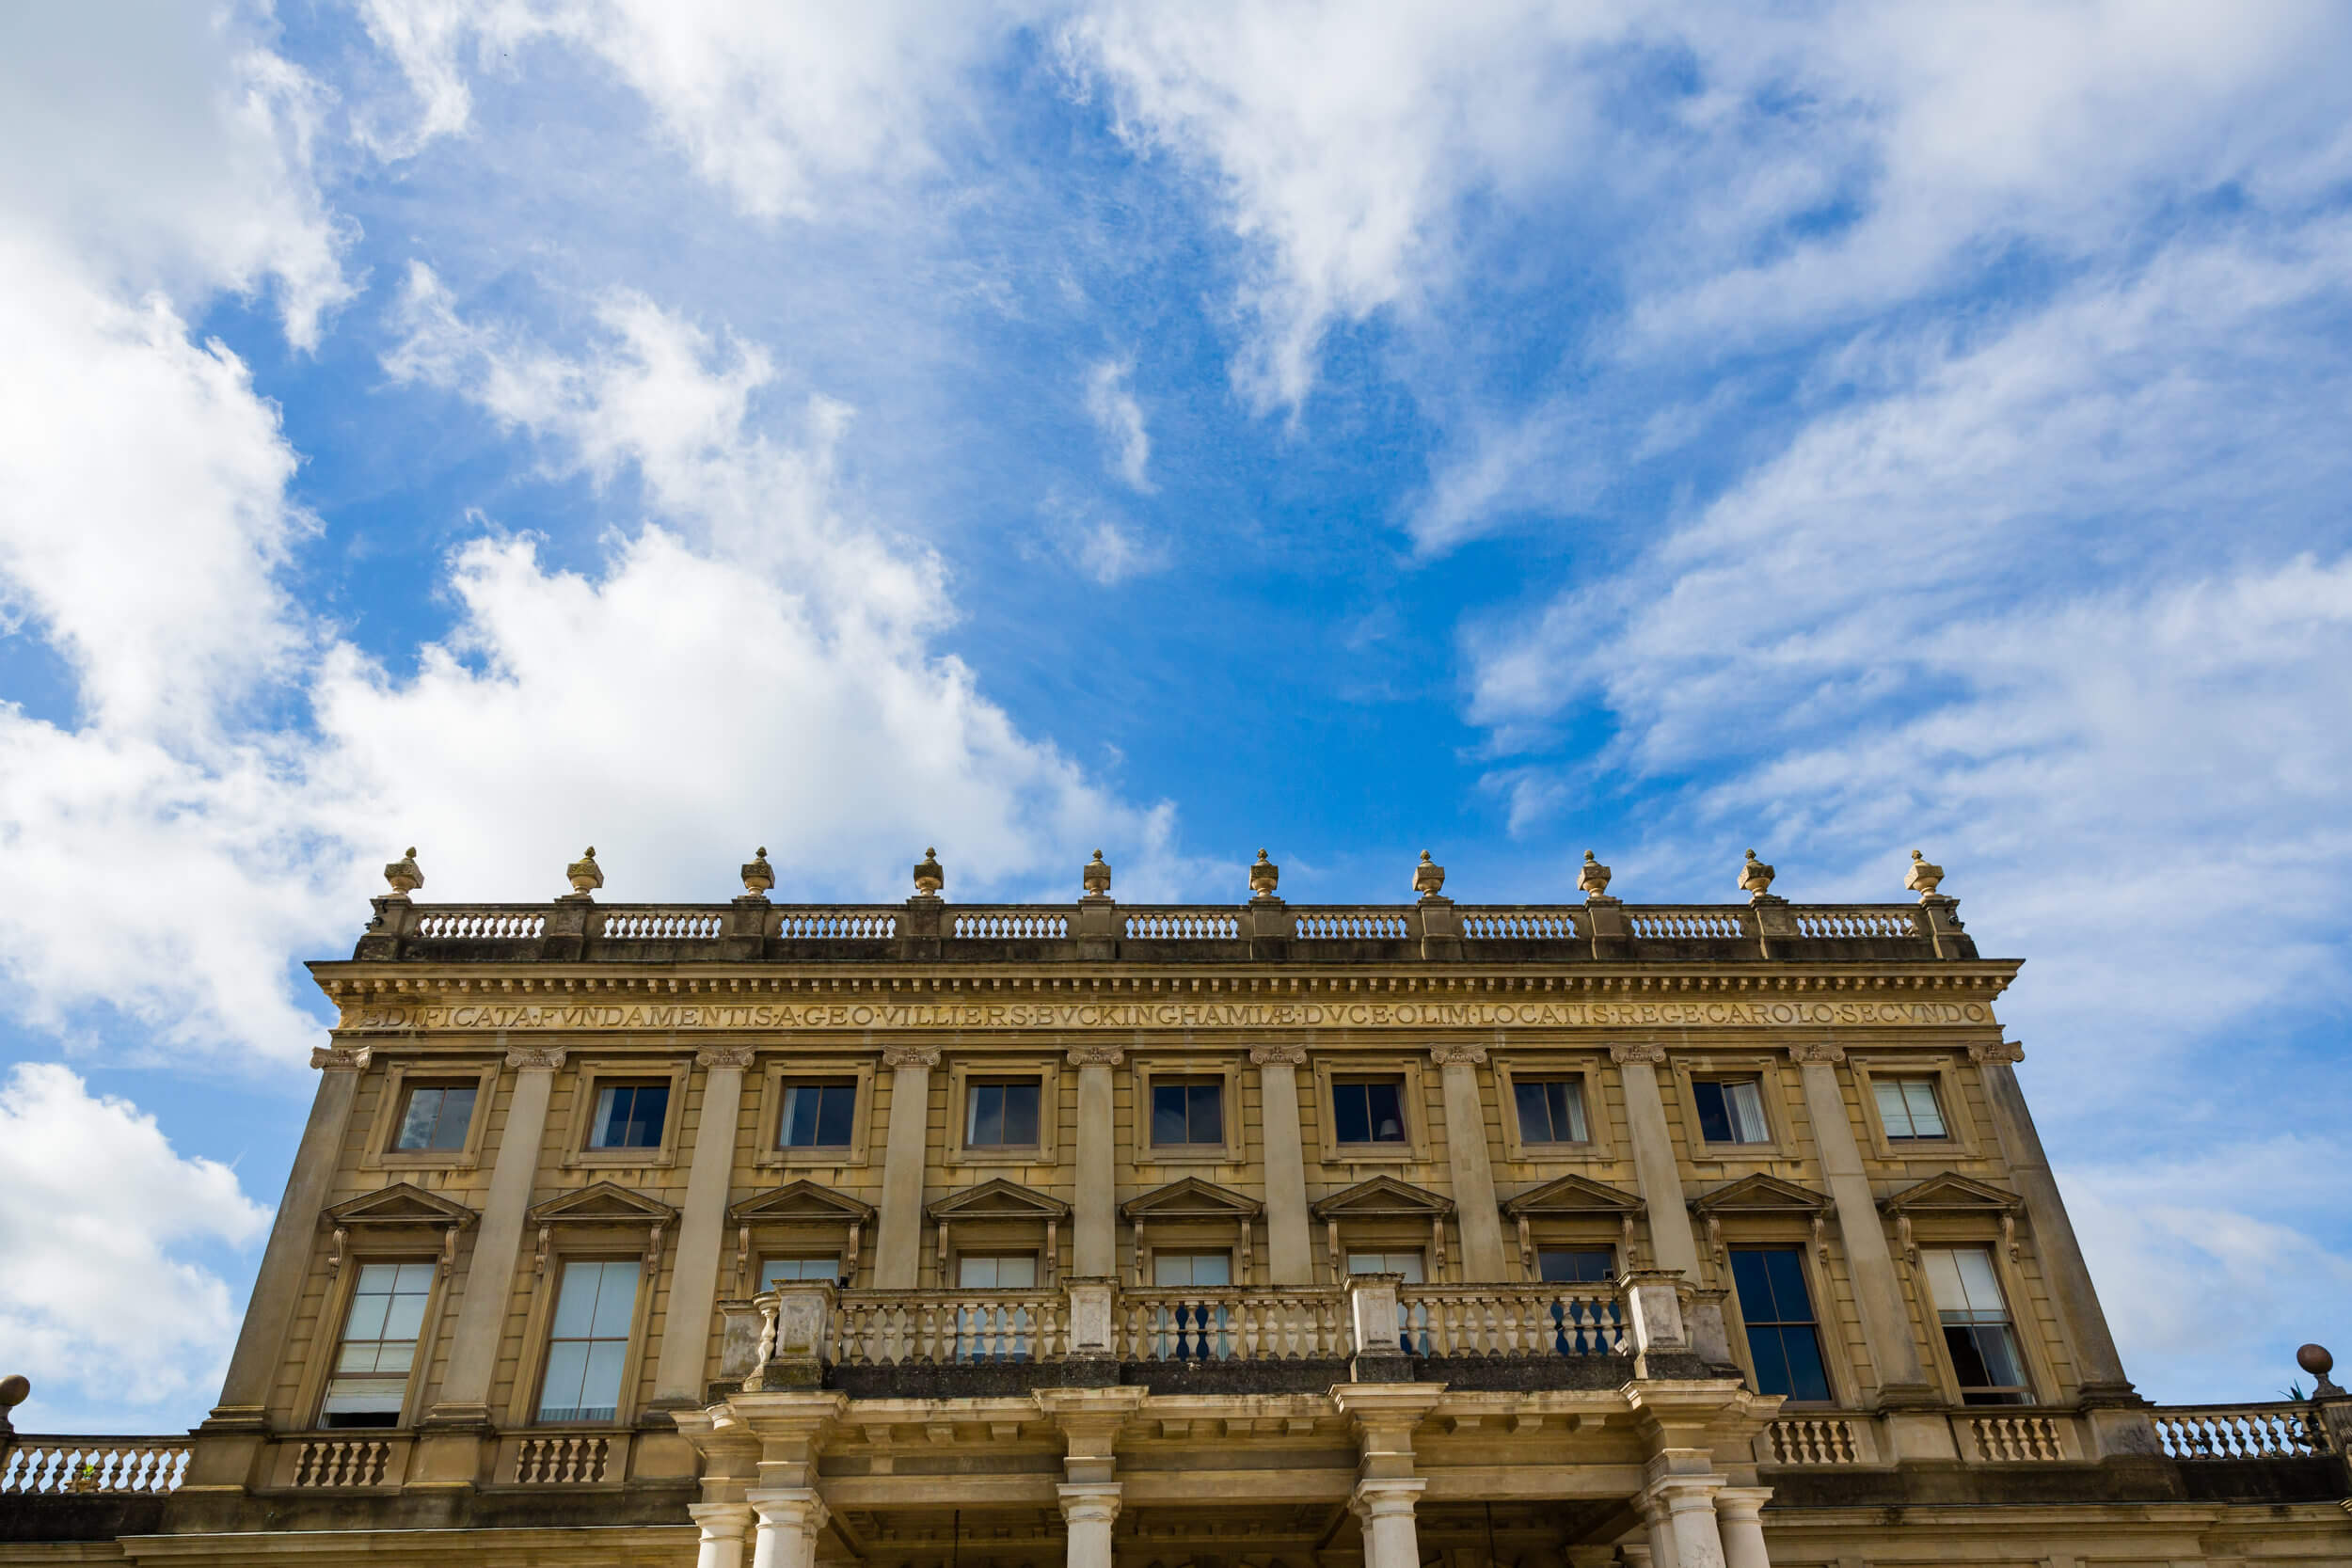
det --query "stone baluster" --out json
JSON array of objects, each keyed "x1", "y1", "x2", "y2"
[
  {"x1": 1251, "y1": 1044, "x2": 1314, "y2": 1284},
  {"x1": 655, "y1": 1045, "x2": 756, "y2": 1406},
  {"x1": 873, "y1": 1045, "x2": 939, "y2": 1288}
]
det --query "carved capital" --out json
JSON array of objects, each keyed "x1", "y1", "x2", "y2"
[
  {"x1": 697, "y1": 1045, "x2": 757, "y2": 1070},
  {"x1": 1065, "y1": 1045, "x2": 1126, "y2": 1069},
  {"x1": 1608, "y1": 1042, "x2": 1667, "y2": 1065},
  {"x1": 1787, "y1": 1041, "x2": 1846, "y2": 1065},
  {"x1": 1249, "y1": 1043, "x2": 1308, "y2": 1067},
  {"x1": 310, "y1": 1046, "x2": 373, "y2": 1072},
  {"x1": 882, "y1": 1044, "x2": 941, "y2": 1070},
  {"x1": 1968, "y1": 1039, "x2": 2026, "y2": 1065},
  {"x1": 1429, "y1": 1043, "x2": 1487, "y2": 1067},
  {"x1": 505, "y1": 1045, "x2": 567, "y2": 1071}
]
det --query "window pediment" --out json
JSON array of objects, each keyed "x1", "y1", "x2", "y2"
[
  {"x1": 1689, "y1": 1173, "x2": 1832, "y2": 1216},
  {"x1": 926, "y1": 1177, "x2": 1071, "y2": 1222},
  {"x1": 1311, "y1": 1174, "x2": 1454, "y2": 1221},
  {"x1": 1121, "y1": 1177, "x2": 1263, "y2": 1222},
  {"x1": 527, "y1": 1180, "x2": 679, "y2": 1228},
  {"x1": 1880, "y1": 1172, "x2": 2025, "y2": 1216},
  {"x1": 324, "y1": 1181, "x2": 477, "y2": 1230},
  {"x1": 1500, "y1": 1173, "x2": 1642, "y2": 1217},
  {"x1": 729, "y1": 1180, "x2": 876, "y2": 1227}
]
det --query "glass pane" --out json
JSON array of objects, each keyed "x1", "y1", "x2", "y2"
[
  {"x1": 814, "y1": 1084, "x2": 856, "y2": 1147},
  {"x1": 1333, "y1": 1083, "x2": 1372, "y2": 1143},
  {"x1": 1762, "y1": 1248, "x2": 1814, "y2": 1322},
  {"x1": 761, "y1": 1258, "x2": 841, "y2": 1288},
  {"x1": 1921, "y1": 1247, "x2": 1967, "y2": 1313},
  {"x1": 1692, "y1": 1080, "x2": 1734, "y2": 1143},
  {"x1": 1953, "y1": 1247, "x2": 2004, "y2": 1313},
  {"x1": 392, "y1": 1261, "x2": 437, "y2": 1293},
  {"x1": 323, "y1": 1376, "x2": 406, "y2": 1413},
  {"x1": 342, "y1": 1291, "x2": 391, "y2": 1341},
  {"x1": 1873, "y1": 1079, "x2": 1912, "y2": 1137},
  {"x1": 578, "y1": 1340, "x2": 628, "y2": 1414},
  {"x1": 1553, "y1": 1080, "x2": 1589, "y2": 1142},
  {"x1": 1513, "y1": 1081, "x2": 1551, "y2": 1141},
  {"x1": 781, "y1": 1086, "x2": 817, "y2": 1147},
  {"x1": 627, "y1": 1085, "x2": 668, "y2": 1147},
  {"x1": 968, "y1": 1084, "x2": 1002, "y2": 1146},
  {"x1": 428, "y1": 1085, "x2": 476, "y2": 1148},
  {"x1": 591, "y1": 1085, "x2": 625, "y2": 1147},
  {"x1": 588, "y1": 1262, "x2": 641, "y2": 1337},
  {"x1": 1769, "y1": 1324, "x2": 1833, "y2": 1402},
  {"x1": 1151, "y1": 1085, "x2": 1187, "y2": 1145},
  {"x1": 380, "y1": 1291, "x2": 427, "y2": 1341},
  {"x1": 1537, "y1": 1249, "x2": 1614, "y2": 1284},
  {"x1": 538, "y1": 1340, "x2": 590, "y2": 1418},
  {"x1": 1724, "y1": 1079, "x2": 1769, "y2": 1142},
  {"x1": 550, "y1": 1262, "x2": 602, "y2": 1338},
  {"x1": 1901, "y1": 1079, "x2": 1947, "y2": 1138},
  {"x1": 336, "y1": 1343, "x2": 379, "y2": 1373},
  {"x1": 1000, "y1": 1083, "x2": 1040, "y2": 1145},
  {"x1": 374, "y1": 1342, "x2": 415, "y2": 1373},
  {"x1": 354, "y1": 1261, "x2": 400, "y2": 1293},
  {"x1": 1728, "y1": 1248, "x2": 1774, "y2": 1320},
  {"x1": 1155, "y1": 1252, "x2": 1230, "y2": 1286},
  {"x1": 395, "y1": 1087, "x2": 442, "y2": 1149},
  {"x1": 994, "y1": 1255, "x2": 1037, "y2": 1288},
  {"x1": 1186, "y1": 1083, "x2": 1224, "y2": 1144},
  {"x1": 1364, "y1": 1081, "x2": 1405, "y2": 1141}
]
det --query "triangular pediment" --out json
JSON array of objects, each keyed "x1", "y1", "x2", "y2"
[
  {"x1": 1690, "y1": 1173, "x2": 1831, "y2": 1215},
  {"x1": 730, "y1": 1180, "x2": 875, "y2": 1227},
  {"x1": 325, "y1": 1182, "x2": 477, "y2": 1229},
  {"x1": 528, "y1": 1180, "x2": 678, "y2": 1227},
  {"x1": 926, "y1": 1178, "x2": 1070, "y2": 1222},
  {"x1": 1881, "y1": 1172, "x2": 2024, "y2": 1216},
  {"x1": 1121, "y1": 1177, "x2": 1263, "y2": 1222},
  {"x1": 1311, "y1": 1175, "x2": 1454, "y2": 1220},
  {"x1": 1500, "y1": 1173, "x2": 1642, "y2": 1217}
]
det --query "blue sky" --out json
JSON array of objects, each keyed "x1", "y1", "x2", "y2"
[{"x1": 3, "y1": 1, "x2": 2349, "y2": 1431}]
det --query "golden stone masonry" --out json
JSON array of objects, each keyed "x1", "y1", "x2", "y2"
[{"x1": 2, "y1": 843, "x2": 2344, "y2": 1568}]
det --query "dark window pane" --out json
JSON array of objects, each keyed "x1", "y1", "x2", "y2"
[
  {"x1": 780, "y1": 1081, "x2": 856, "y2": 1148},
  {"x1": 1363, "y1": 1081, "x2": 1406, "y2": 1141},
  {"x1": 1332, "y1": 1083, "x2": 1372, "y2": 1143},
  {"x1": 1763, "y1": 1247, "x2": 1812, "y2": 1317},
  {"x1": 428, "y1": 1086, "x2": 476, "y2": 1148},
  {"x1": 969, "y1": 1084, "x2": 1003, "y2": 1146},
  {"x1": 1731, "y1": 1247, "x2": 1828, "y2": 1402},
  {"x1": 1000, "y1": 1082, "x2": 1040, "y2": 1145},
  {"x1": 813, "y1": 1084, "x2": 856, "y2": 1147},
  {"x1": 1692, "y1": 1080, "x2": 1734, "y2": 1144},
  {"x1": 1513, "y1": 1081, "x2": 1550, "y2": 1142},
  {"x1": 1537, "y1": 1249, "x2": 1614, "y2": 1284},
  {"x1": 1729, "y1": 1248, "x2": 1774, "y2": 1320},
  {"x1": 1151, "y1": 1085, "x2": 1189, "y2": 1145},
  {"x1": 1765, "y1": 1324, "x2": 1833, "y2": 1402},
  {"x1": 1185, "y1": 1083, "x2": 1223, "y2": 1144},
  {"x1": 592, "y1": 1084, "x2": 668, "y2": 1149}
]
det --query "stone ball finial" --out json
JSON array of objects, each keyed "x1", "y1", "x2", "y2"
[
  {"x1": 2297, "y1": 1343, "x2": 2344, "y2": 1395},
  {"x1": 0, "y1": 1373, "x2": 27, "y2": 1409},
  {"x1": 913, "y1": 847, "x2": 946, "y2": 896},
  {"x1": 1904, "y1": 847, "x2": 1947, "y2": 899},
  {"x1": 1738, "y1": 847, "x2": 1776, "y2": 899},
  {"x1": 383, "y1": 847, "x2": 423, "y2": 897},
  {"x1": 1412, "y1": 849, "x2": 1446, "y2": 900},
  {"x1": 1249, "y1": 848, "x2": 1279, "y2": 898},
  {"x1": 1083, "y1": 849, "x2": 1112, "y2": 897},
  {"x1": 740, "y1": 847, "x2": 775, "y2": 898},
  {"x1": 566, "y1": 847, "x2": 603, "y2": 896},
  {"x1": 1578, "y1": 848, "x2": 1613, "y2": 900}
]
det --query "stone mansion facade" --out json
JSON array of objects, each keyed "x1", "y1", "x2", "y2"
[{"x1": 2, "y1": 845, "x2": 2347, "y2": 1567}]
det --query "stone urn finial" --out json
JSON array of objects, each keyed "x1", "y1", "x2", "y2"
[
  {"x1": 1578, "y1": 849, "x2": 1613, "y2": 900},
  {"x1": 566, "y1": 847, "x2": 603, "y2": 897},
  {"x1": 383, "y1": 847, "x2": 423, "y2": 897},
  {"x1": 1903, "y1": 848, "x2": 1945, "y2": 900},
  {"x1": 2298, "y1": 1342, "x2": 2344, "y2": 1397},
  {"x1": 1083, "y1": 849, "x2": 1112, "y2": 898},
  {"x1": 0, "y1": 1372, "x2": 27, "y2": 1432},
  {"x1": 1412, "y1": 849, "x2": 1446, "y2": 900},
  {"x1": 741, "y1": 847, "x2": 774, "y2": 898},
  {"x1": 1738, "y1": 847, "x2": 1775, "y2": 900},
  {"x1": 1248, "y1": 848, "x2": 1279, "y2": 899},
  {"x1": 913, "y1": 847, "x2": 945, "y2": 897}
]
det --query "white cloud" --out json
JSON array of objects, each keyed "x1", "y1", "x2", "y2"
[
  {"x1": 1082, "y1": 356, "x2": 1153, "y2": 492},
  {"x1": 0, "y1": 1064, "x2": 270, "y2": 1423}
]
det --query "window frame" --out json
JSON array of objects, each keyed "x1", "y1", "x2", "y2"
[
  {"x1": 757, "y1": 1254, "x2": 848, "y2": 1291},
  {"x1": 942, "y1": 1057, "x2": 1061, "y2": 1167},
  {"x1": 507, "y1": 1237, "x2": 658, "y2": 1430},
  {"x1": 1669, "y1": 1055, "x2": 1800, "y2": 1163},
  {"x1": 561, "y1": 1059, "x2": 691, "y2": 1170},
  {"x1": 1851, "y1": 1055, "x2": 1978, "y2": 1162},
  {"x1": 364, "y1": 1059, "x2": 500, "y2": 1172},
  {"x1": 1493, "y1": 1057, "x2": 1613, "y2": 1164},
  {"x1": 1724, "y1": 1243, "x2": 1839, "y2": 1407},
  {"x1": 1311, "y1": 1057, "x2": 1429, "y2": 1165},
  {"x1": 1915, "y1": 1243, "x2": 2037, "y2": 1406},
  {"x1": 532, "y1": 1257, "x2": 648, "y2": 1425},
  {"x1": 1901, "y1": 1215, "x2": 2062, "y2": 1407},
  {"x1": 754, "y1": 1058, "x2": 877, "y2": 1169},
  {"x1": 1128, "y1": 1056, "x2": 1243, "y2": 1166},
  {"x1": 300, "y1": 1251, "x2": 452, "y2": 1432}
]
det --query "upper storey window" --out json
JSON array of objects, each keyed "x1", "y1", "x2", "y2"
[
  {"x1": 320, "y1": 1262, "x2": 432, "y2": 1429},
  {"x1": 588, "y1": 1083, "x2": 670, "y2": 1150},
  {"x1": 538, "y1": 1260, "x2": 640, "y2": 1423},
  {"x1": 1332, "y1": 1078, "x2": 1407, "y2": 1145},
  {"x1": 1730, "y1": 1246, "x2": 1831, "y2": 1403},
  {"x1": 776, "y1": 1080, "x2": 858, "y2": 1148},
  {"x1": 1874, "y1": 1077, "x2": 1949, "y2": 1141},
  {"x1": 392, "y1": 1084, "x2": 477, "y2": 1152},
  {"x1": 1692, "y1": 1077, "x2": 1771, "y2": 1146},
  {"x1": 1151, "y1": 1080, "x2": 1224, "y2": 1147},
  {"x1": 1513, "y1": 1078, "x2": 1590, "y2": 1145},
  {"x1": 966, "y1": 1080, "x2": 1041, "y2": 1148},
  {"x1": 1924, "y1": 1246, "x2": 2032, "y2": 1403}
]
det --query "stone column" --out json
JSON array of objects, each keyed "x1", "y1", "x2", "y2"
[
  {"x1": 1350, "y1": 1479, "x2": 1427, "y2": 1568},
  {"x1": 1069, "y1": 1047, "x2": 1124, "y2": 1278},
  {"x1": 1652, "y1": 1478, "x2": 1729, "y2": 1568},
  {"x1": 206, "y1": 1046, "x2": 372, "y2": 1421},
  {"x1": 1432, "y1": 1045, "x2": 1506, "y2": 1281},
  {"x1": 1059, "y1": 1482, "x2": 1122, "y2": 1568},
  {"x1": 1711, "y1": 1487, "x2": 1772, "y2": 1568},
  {"x1": 656, "y1": 1047, "x2": 755, "y2": 1406},
  {"x1": 1639, "y1": 1497, "x2": 1679, "y2": 1568},
  {"x1": 429, "y1": 1045, "x2": 565, "y2": 1422},
  {"x1": 1613, "y1": 1044, "x2": 1701, "y2": 1276},
  {"x1": 1788, "y1": 1044, "x2": 1934, "y2": 1404},
  {"x1": 747, "y1": 1487, "x2": 827, "y2": 1568},
  {"x1": 874, "y1": 1045, "x2": 938, "y2": 1288},
  {"x1": 1972, "y1": 1042, "x2": 2136, "y2": 1400},
  {"x1": 691, "y1": 1500, "x2": 754, "y2": 1568},
  {"x1": 1251, "y1": 1044, "x2": 1314, "y2": 1284}
]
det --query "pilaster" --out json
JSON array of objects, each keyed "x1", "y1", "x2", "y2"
[
  {"x1": 1432, "y1": 1044, "x2": 1506, "y2": 1280},
  {"x1": 1253, "y1": 1044, "x2": 1314, "y2": 1283},
  {"x1": 1613, "y1": 1043, "x2": 1701, "y2": 1276},
  {"x1": 1069, "y1": 1046, "x2": 1124, "y2": 1277},
  {"x1": 656, "y1": 1046, "x2": 755, "y2": 1405},
  {"x1": 874, "y1": 1044, "x2": 938, "y2": 1288}
]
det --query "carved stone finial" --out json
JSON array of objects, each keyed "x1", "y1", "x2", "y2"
[
  {"x1": 0, "y1": 1372, "x2": 27, "y2": 1413},
  {"x1": 383, "y1": 847, "x2": 423, "y2": 897},
  {"x1": 1578, "y1": 849, "x2": 1613, "y2": 900},
  {"x1": 2297, "y1": 1343, "x2": 2344, "y2": 1397},
  {"x1": 1412, "y1": 849, "x2": 1446, "y2": 900},
  {"x1": 913, "y1": 847, "x2": 945, "y2": 896},
  {"x1": 1904, "y1": 848, "x2": 1946, "y2": 899},
  {"x1": 1738, "y1": 847, "x2": 1776, "y2": 900},
  {"x1": 741, "y1": 847, "x2": 774, "y2": 897},
  {"x1": 1083, "y1": 849, "x2": 1112, "y2": 898},
  {"x1": 1248, "y1": 848, "x2": 1279, "y2": 898},
  {"x1": 566, "y1": 847, "x2": 603, "y2": 897}
]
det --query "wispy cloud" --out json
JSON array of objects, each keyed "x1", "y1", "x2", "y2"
[{"x1": 1083, "y1": 356, "x2": 1153, "y2": 492}]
